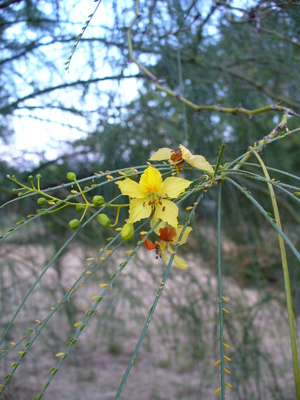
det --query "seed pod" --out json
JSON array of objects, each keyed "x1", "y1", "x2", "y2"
[
  {"x1": 92, "y1": 195, "x2": 105, "y2": 206},
  {"x1": 67, "y1": 172, "x2": 76, "y2": 181},
  {"x1": 69, "y1": 219, "x2": 80, "y2": 229},
  {"x1": 121, "y1": 223, "x2": 134, "y2": 241},
  {"x1": 97, "y1": 213, "x2": 111, "y2": 228}
]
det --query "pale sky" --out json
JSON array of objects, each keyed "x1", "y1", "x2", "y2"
[
  {"x1": 2, "y1": 0, "x2": 141, "y2": 168},
  {"x1": 2, "y1": 0, "x2": 252, "y2": 168}
]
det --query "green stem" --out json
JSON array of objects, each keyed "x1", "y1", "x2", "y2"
[
  {"x1": 110, "y1": 206, "x2": 121, "y2": 227},
  {"x1": 217, "y1": 183, "x2": 225, "y2": 400},
  {"x1": 214, "y1": 142, "x2": 226, "y2": 177},
  {"x1": 75, "y1": 179, "x2": 89, "y2": 204},
  {"x1": 107, "y1": 203, "x2": 130, "y2": 208},
  {"x1": 253, "y1": 151, "x2": 300, "y2": 400}
]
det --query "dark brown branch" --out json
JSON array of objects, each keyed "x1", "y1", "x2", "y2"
[{"x1": 1, "y1": 74, "x2": 144, "y2": 115}]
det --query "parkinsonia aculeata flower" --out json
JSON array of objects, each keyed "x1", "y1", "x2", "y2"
[{"x1": 116, "y1": 166, "x2": 191, "y2": 227}]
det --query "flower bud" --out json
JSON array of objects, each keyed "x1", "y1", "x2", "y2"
[
  {"x1": 92, "y1": 195, "x2": 105, "y2": 206},
  {"x1": 121, "y1": 223, "x2": 134, "y2": 242},
  {"x1": 37, "y1": 197, "x2": 47, "y2": 205},
  {"x1": 97, "y1": 213, "x2": 111, "y2": 228},
  {"x1": 67, "y1": 172, "x2": 76, "y2": 181},
  {"x1": 123, "y1": 170, "x2": 137, "y2": 180},
  {"x1": 69, "y1": 219, "x2": 80, "y2": 229},
  {"x1": 76, "y1": 203, "x2": 85, "y2": 211}
]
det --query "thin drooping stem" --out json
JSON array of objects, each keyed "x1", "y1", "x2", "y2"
[
  {"x1": 253, "y1": 151, "x2": 300, "y2": 400},
  {"x1": 217, "y1": 183, "x2": 225, "y2": 399}
]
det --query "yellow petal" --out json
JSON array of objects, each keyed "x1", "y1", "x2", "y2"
[
  {"x1": 159, "y1": 241, "x2": 166, "y2": 252},
  {"x1": 151, "y1": 219, "x2": 165, "y2": 235},
  {"x1": 139, "y1": 166, "x2": 163, "y2": 194},
  {"x1": 174, "y1": 254, "x2": 188, "y2": 269},
  {"x1": 179, "y1": 144, "x2": 214, "y2": 174},
  {"x1": 174, "y1": 226, "x2": 193, "y2": 245},
  {"x1": 149, "y1": 148, "x2": 173, "y2": 161},
  {"x1": 154, "y1": 200, "x2": 178, "y2": 227},
  {"x1": 167, "y1": 243, "x2": 173, "y2": 254},
  {"x1": 159, "y1": 242, "x2": 169, "y2": 260},
  {"x1": 179, "y1": 144, "x2": 194, "y2": 162},
  {"x1": 116, "y1": 179, "x2": 145, "y2": 198},
  {"x1": 187, "y1": 155, "x2": 214, "y2": 174},
  {"x1": 159, "y1": 177, "x2": 191, "y2": 198},
  {"x1": 127, "y1": 198, "x2": 152, "y2": 224},
  {"x1": 150, "y1": 215, "x2": 159, "y2": 228}
]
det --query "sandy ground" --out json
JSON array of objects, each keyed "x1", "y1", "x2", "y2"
[{"x1": 0, "y1": 242, "x2": 298, "y2": 400}]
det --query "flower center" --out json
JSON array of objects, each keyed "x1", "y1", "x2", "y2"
[
  {"x1": 146, "y1": 183, "x2": 159, "y2": 195},
  {"x1": 146, "y1": 193, "x2": 163, "y2": 213}
]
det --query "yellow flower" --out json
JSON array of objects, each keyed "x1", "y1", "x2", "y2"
[
  {"x1": 149, "y1": 144, "x2": 214, "y2": 174},
  {"x1": 150, "y1": 218, "x2": 193, "y2": 269},
  {"x1": 116, "y1": 166, "x2": 191, "y2": 227}
]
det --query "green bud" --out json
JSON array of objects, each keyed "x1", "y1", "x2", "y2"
[
  {"x1": 67, "y1": 172, "x2": 76, "y2": 181},
  {"x1": 97, "y1": 213, "x2": 111, "y2": 228},
  {"x1": 69, "y1": 219, "x2": 80, "y2": 229},
  {"x1": 28, "y1": 175, "x2": 33, "y2": 181},
  {"x1": 294, "y1": 191, "x2": 300, "y2": 197},
  {"x1": 121, "y1": 223, "x2": 134, "y2": 242},
  {"x1": 123, "y1": 170, "x2": 137, "y2": 180},
  {"x1": 76, "y1": 203, "x2": 86, "y2": 211},
  {"x1": 92, "y1": 195, "x2": 105, "y2": 206},
  {"x1": 37, "y1": 197, "x2": 47, "y2": 205}
]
